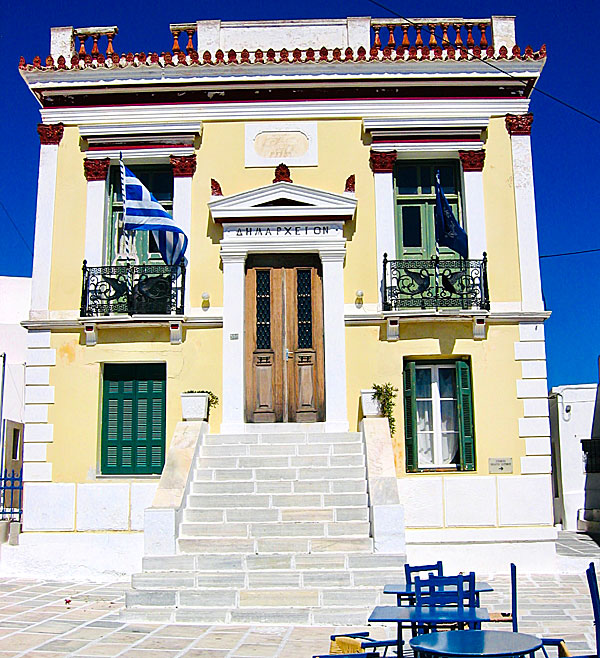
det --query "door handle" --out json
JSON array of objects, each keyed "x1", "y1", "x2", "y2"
[{"x1": 285, "y1": 349, "x2": 294, "y2": 360}]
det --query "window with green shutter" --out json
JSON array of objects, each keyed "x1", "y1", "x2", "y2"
[
  {"x1": 403, "y1": 359, "x2": 475, "y2": 472},
  {"x1": 101, "y1": 363, "x2": 166, "y2": 475}
]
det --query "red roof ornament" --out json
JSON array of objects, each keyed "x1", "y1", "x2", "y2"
[
  {"x1": 344, "y1": 175, "x2": 356, "y2": 193},
  {"x1": 211, "y1": 179, "x2": 223, "y2": 196},
  {"x1": 273, "y1": 163, "x2": 292, "y2": 183}
]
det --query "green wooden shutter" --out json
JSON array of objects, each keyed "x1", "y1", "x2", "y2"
[
  {"x1": 101, "y1": 363, "x2": 166, "y2": 475},
  {"x1": 456, "y1": 360, "x2": 475, "y2": 471},
  {"x1": 403, "y1": 361, "x2": 418, "y2": 472}
]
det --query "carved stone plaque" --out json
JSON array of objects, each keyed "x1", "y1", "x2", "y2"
[{"x1": 245, "y1": 121, "x2": 317, "y2": 167}]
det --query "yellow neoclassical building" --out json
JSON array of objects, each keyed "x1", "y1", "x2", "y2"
[{"x1": 13, "y1": 15, "x2": 555, "y2": 618}]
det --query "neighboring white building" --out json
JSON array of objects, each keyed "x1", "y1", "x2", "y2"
[
  {"x1": 549, "y1": 383, "x2": 598, "y2": 531},
  {"x1": 0, "y1": 276, "x2": 31, "y2": 475}
]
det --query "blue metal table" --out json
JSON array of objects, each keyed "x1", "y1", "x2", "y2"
[
  {"x1": 410, "y1": 630, "x2": 542, "y2": 658},
  {"x1": 383, "y1": 581, "x2": 494, "y2": 606},
  {"x1": 369, "y1": 606, "x2": 491, "y2": 658}
]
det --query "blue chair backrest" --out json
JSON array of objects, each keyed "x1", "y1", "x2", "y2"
[
  {"x1": 586, "y1": 562, "x2": 600, "y2": 657},
  {"x1": 510, "y1": 563, "x2": 518, "y2": 633},
  {"x1": 414, "y1": 572, "x2": 476, "y2": 608},
  {"x1": 405, "y1": 561, "x2": 443, "y2": 585}
]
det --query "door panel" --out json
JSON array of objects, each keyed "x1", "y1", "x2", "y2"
[{"x1": 245, "y1": 256, "x2": 324, "y2": 423}]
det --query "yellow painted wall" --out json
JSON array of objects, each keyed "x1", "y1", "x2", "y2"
[
  {"x1": 48, "y1": 117, "x2": 522, "y2": 313},
  {"x1": 345, "y1": 322, "x2": 525, "y2": 476},
  {"x1": 483, "y1": 117, "x2": 522, "y2": 303},
  {"x1": 49, "y1": 127, "x2": 87, "y2": 311},
  {"x1": 46, "y1": 327, "x2": 222, "y2": 483}
]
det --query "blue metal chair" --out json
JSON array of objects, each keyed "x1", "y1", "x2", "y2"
[
  {"x1": 314, "y1": 631, "x2": 394, "y2": 657},
  {"x1": 405, "y1": 561, "x2": 444, "y2": 585},
  {"x1": 414, "y1": 572, "x2": 476, "y2": 609}
]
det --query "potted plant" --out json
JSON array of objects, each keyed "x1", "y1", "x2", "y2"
[
  {"x1": 370, "y1": 382, "x2": 399, "y2": 436},
  {"x1": 181, "y1": 390, "x2": 219, "y2": 421},
  {"x1": 361, "y1": 389, "x2": 383, "y2": 418}
]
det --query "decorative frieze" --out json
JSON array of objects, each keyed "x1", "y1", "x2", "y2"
[
  {"x1": 273, "y1": 163, "x2": 292, "y2": 183},
  {"x1": 37, "y1": 123, "x2": 64, "y2": 145},
  {"x1": 344, "y1": 174, "x2": 356, "y2": 193},
  {"x1": 370, "y1": 150, "x2": 397, "y2": 173},
  {"x1": 83, "y1": 158, "x2": 110, "y2": 181},
  {"x1": 459, "y1": 149, "x2": 485, "y2": 172},
  {"x1": 505, "y1": 113, "x2": 533, "y2": 136},
  {"x1": 170, "y1": 154, "x2": 196, "y2": 177}
]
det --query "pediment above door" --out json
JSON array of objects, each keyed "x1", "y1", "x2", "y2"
[{"x1": 208, "y1": 181, "x2": 357, "y2": 223}]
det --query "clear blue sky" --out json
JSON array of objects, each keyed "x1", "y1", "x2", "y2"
[{"x1": 1, "y1": 1, "x2": 598, "y2": 388}]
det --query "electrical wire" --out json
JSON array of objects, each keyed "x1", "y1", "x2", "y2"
[
  {"x1": 366, "y1": 0, "x2": 600, "y2": 126},
  {"x1": 540, "y1": 248, "x2": 600, "y2": 259},
  {"x1": 0, "y1": 200, "x2": 33, "y2": 257}
]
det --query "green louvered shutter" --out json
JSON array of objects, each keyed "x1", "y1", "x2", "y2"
[
  {"x1": 101, "y1": 363, "x2": 166, "y2": 475},
  {"x1": 456, "y1": 360, "x2": 475, "y2": 471},
  {"x1": 403, "y1": 361, "x2": 418, "y2": 473}
]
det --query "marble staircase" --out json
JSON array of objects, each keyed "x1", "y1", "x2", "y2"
[{"x1": 124, "y1": 428, "x2": 405, "y2": 624}]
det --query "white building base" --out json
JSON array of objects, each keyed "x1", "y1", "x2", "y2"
[{"x1": 0, "y1": 532, "x2": 143, "y2": 582}]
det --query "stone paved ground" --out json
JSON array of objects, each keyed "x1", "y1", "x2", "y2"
[
  {"x1": 557, "y1": 531, "x2": 600, "y2": 558},
  {"x1": 0, "y1": 571, "x2": 595, "y2": 658}
]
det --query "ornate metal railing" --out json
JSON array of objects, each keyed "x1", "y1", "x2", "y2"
[
  {"x1": 80, "y1": 260, "x2": 185, "y2": 317},
  {"x1": 382, "y1": 253, "x2": 489, "y2": 311}
]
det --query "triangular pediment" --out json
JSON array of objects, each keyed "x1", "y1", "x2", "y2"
[{"x1": 208, "y1": 181, "x2": 356, "y2": 222}]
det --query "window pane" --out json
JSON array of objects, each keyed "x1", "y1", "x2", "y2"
[
  {"x1": 439, "y1": 368, "x2": 457, "y2": 399},
  {"x1": 421, "y1": 166, "x2": 432, "y2": 195},
  {"x1": 148, "y1": 231, "x2": 160, "y2": 254},
  {"x1": 440, "y1": 400, "x2": 457, "y2": 432},
  {"x1": 415, "y1": 368, "x2": 432, "y2": 398},
  {"x1": 397, "y1": 166, "x2": 418, "y2": 195},
  {"x1": 417, "y1": 400, "x2": 433, "y2": 432},
  {"x1": 438, "y1": 166, "x2": 456, "y2": 195},
  {"x1": 442, "y1": 433, "x2": 459, "y2": 464},
  {"x1": 418, "y1": 433, "x2": 434, "y2": 466},
  {"x1": 402, "y1": 207, "x2": 422, "y2": 248}
]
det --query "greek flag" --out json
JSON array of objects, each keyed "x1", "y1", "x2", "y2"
[
  {"x1": 119, "y1": 158, "x2": 188, "y2": 266},
  {"x1": 434, "y1": 170, "x2": 468, "y2": 259}
]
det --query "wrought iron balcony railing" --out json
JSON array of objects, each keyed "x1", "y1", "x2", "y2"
[
  {"x1": 382, "y1": 253, "x2": 490, "y2": 311},
  {"x1": 80, "y1": 260, "x2": 185, "y2": 317}
]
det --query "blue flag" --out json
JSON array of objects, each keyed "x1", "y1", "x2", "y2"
[
  {"x1": 119, "y1": 158, "x2": 188, "y2": 266},
  {"x1": 434, "y1": 170, "x2": 468, "y2": 259}
]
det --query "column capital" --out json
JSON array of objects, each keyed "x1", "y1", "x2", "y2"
[
  {"x1": 319, "y1": 248, "x2": 347, "y2": 262},
  {"x1": 459, "y1": 149, "x2": 486, "y2": 172},
  {"x1": 83, "y1": 158, "x2": 110, "y2": 181},
  {"x1": 170, "y1": 154, "x2": 197, "y2": 177},
  {"x1": 220, "y1": 249, "x2": 247, "y2": 264},
  {"x1": 37, "y1": 123, "x2": 64, "y2": 145},
  {"x1": 370, "y1": 150, "x2": 397, "y2": 173},
  {"x1": 505, "y1": 113, "x2": 533, "y2": 136}
]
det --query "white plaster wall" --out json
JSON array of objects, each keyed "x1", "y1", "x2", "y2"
[
  {"x1": 550, "y1": 384, "x2": 596, "y2": 530},
  {"x1": 0, "y1": 532, "x2": 143, "y2": 581},
  {"x1": 399, "y1": 473, "x2": 554, "y2": 530},
  {"x1": 76, "y1": 483, "x2": 130, "y2": 531},
  {"x1": 22, "y1": 483, "x2": 75, "y2": 531}
]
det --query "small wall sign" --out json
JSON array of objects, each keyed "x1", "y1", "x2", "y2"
[{"x1": 489, "y1": 457, "x2": 513, "y2": 474}]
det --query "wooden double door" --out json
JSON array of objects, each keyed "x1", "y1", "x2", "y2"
[{"x1": 245, "y1": 255, "x2": 325, "y2": 423}]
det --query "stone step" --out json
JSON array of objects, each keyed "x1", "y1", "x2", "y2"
[
  {"x1": 178, "y1": 520, "x2": 371, "y2": 538},
  {"x1": 120, "y1": 605, "x2": 372, "y2": 626},
  {"x1": 183, "y1": 506, "x2": 369, "y2": 523},
  {"x1": 195, "y1": 455, "x2": 366, "y2": 472},
  {"x1": 190, "y1": 478, "x2": 367, "y2": 495},
  {"x1": 193, "y1": 465, "x2": 367, "y2": 480},
  {"x1": 141, "y1": 552, "x2": 406, "y2": 573},
  {"x1": 186, "y1": 492, "x2": 368, "y2": 509},
  {"x1": 177, "y1": 536, "x2": 374, "y2": 554}
]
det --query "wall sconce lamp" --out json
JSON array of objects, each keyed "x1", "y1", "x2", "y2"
[
  {"x1": 355, "y1": 289, "x2": 364, "y2": 309},
  {"x1": 201, "y1": 291, "x2": 210, "y2": 310}
]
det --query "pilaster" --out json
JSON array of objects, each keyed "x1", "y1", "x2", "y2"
[
  {"x1": 459, "y1": 150, "x2": 487, "y2": 259},
  {"x1": 83, "y1": 158, "x2": 109, "y2": 268},
  {"x1": 30, "y1": 124, "x2": 63, "y2": 318},
  {"x1": 505, "y1": 113, "x2": 543, "y2": 312},
  {"x1": 171, "y1": 155, "x2": 195, "y2": 313}
]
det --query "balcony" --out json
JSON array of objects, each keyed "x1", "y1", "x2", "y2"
[
  {"x1": 382, "y1": 253, "x2": 489, "y2": 311},
  {"x1": 80, "y1": 260, "x2": 185, "y2": 317}
]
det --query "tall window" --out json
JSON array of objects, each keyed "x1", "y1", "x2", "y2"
[
  {"x1": 403, "y1": 359, "x2": 475, "y2": 472},
  {"x1": 394, "y1": 162, "x2": 463, "y2": 260},
  {"x1": 106, "y1": 166, "x2": 173, "y2": 265}
]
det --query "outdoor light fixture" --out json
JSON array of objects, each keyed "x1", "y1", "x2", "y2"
[
  {"x1": 202, "y1": 292, "x2": 210, "y2": 301},
  {"x1": 355, "y1": 289, "x2": 364, "y2": 300}
]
